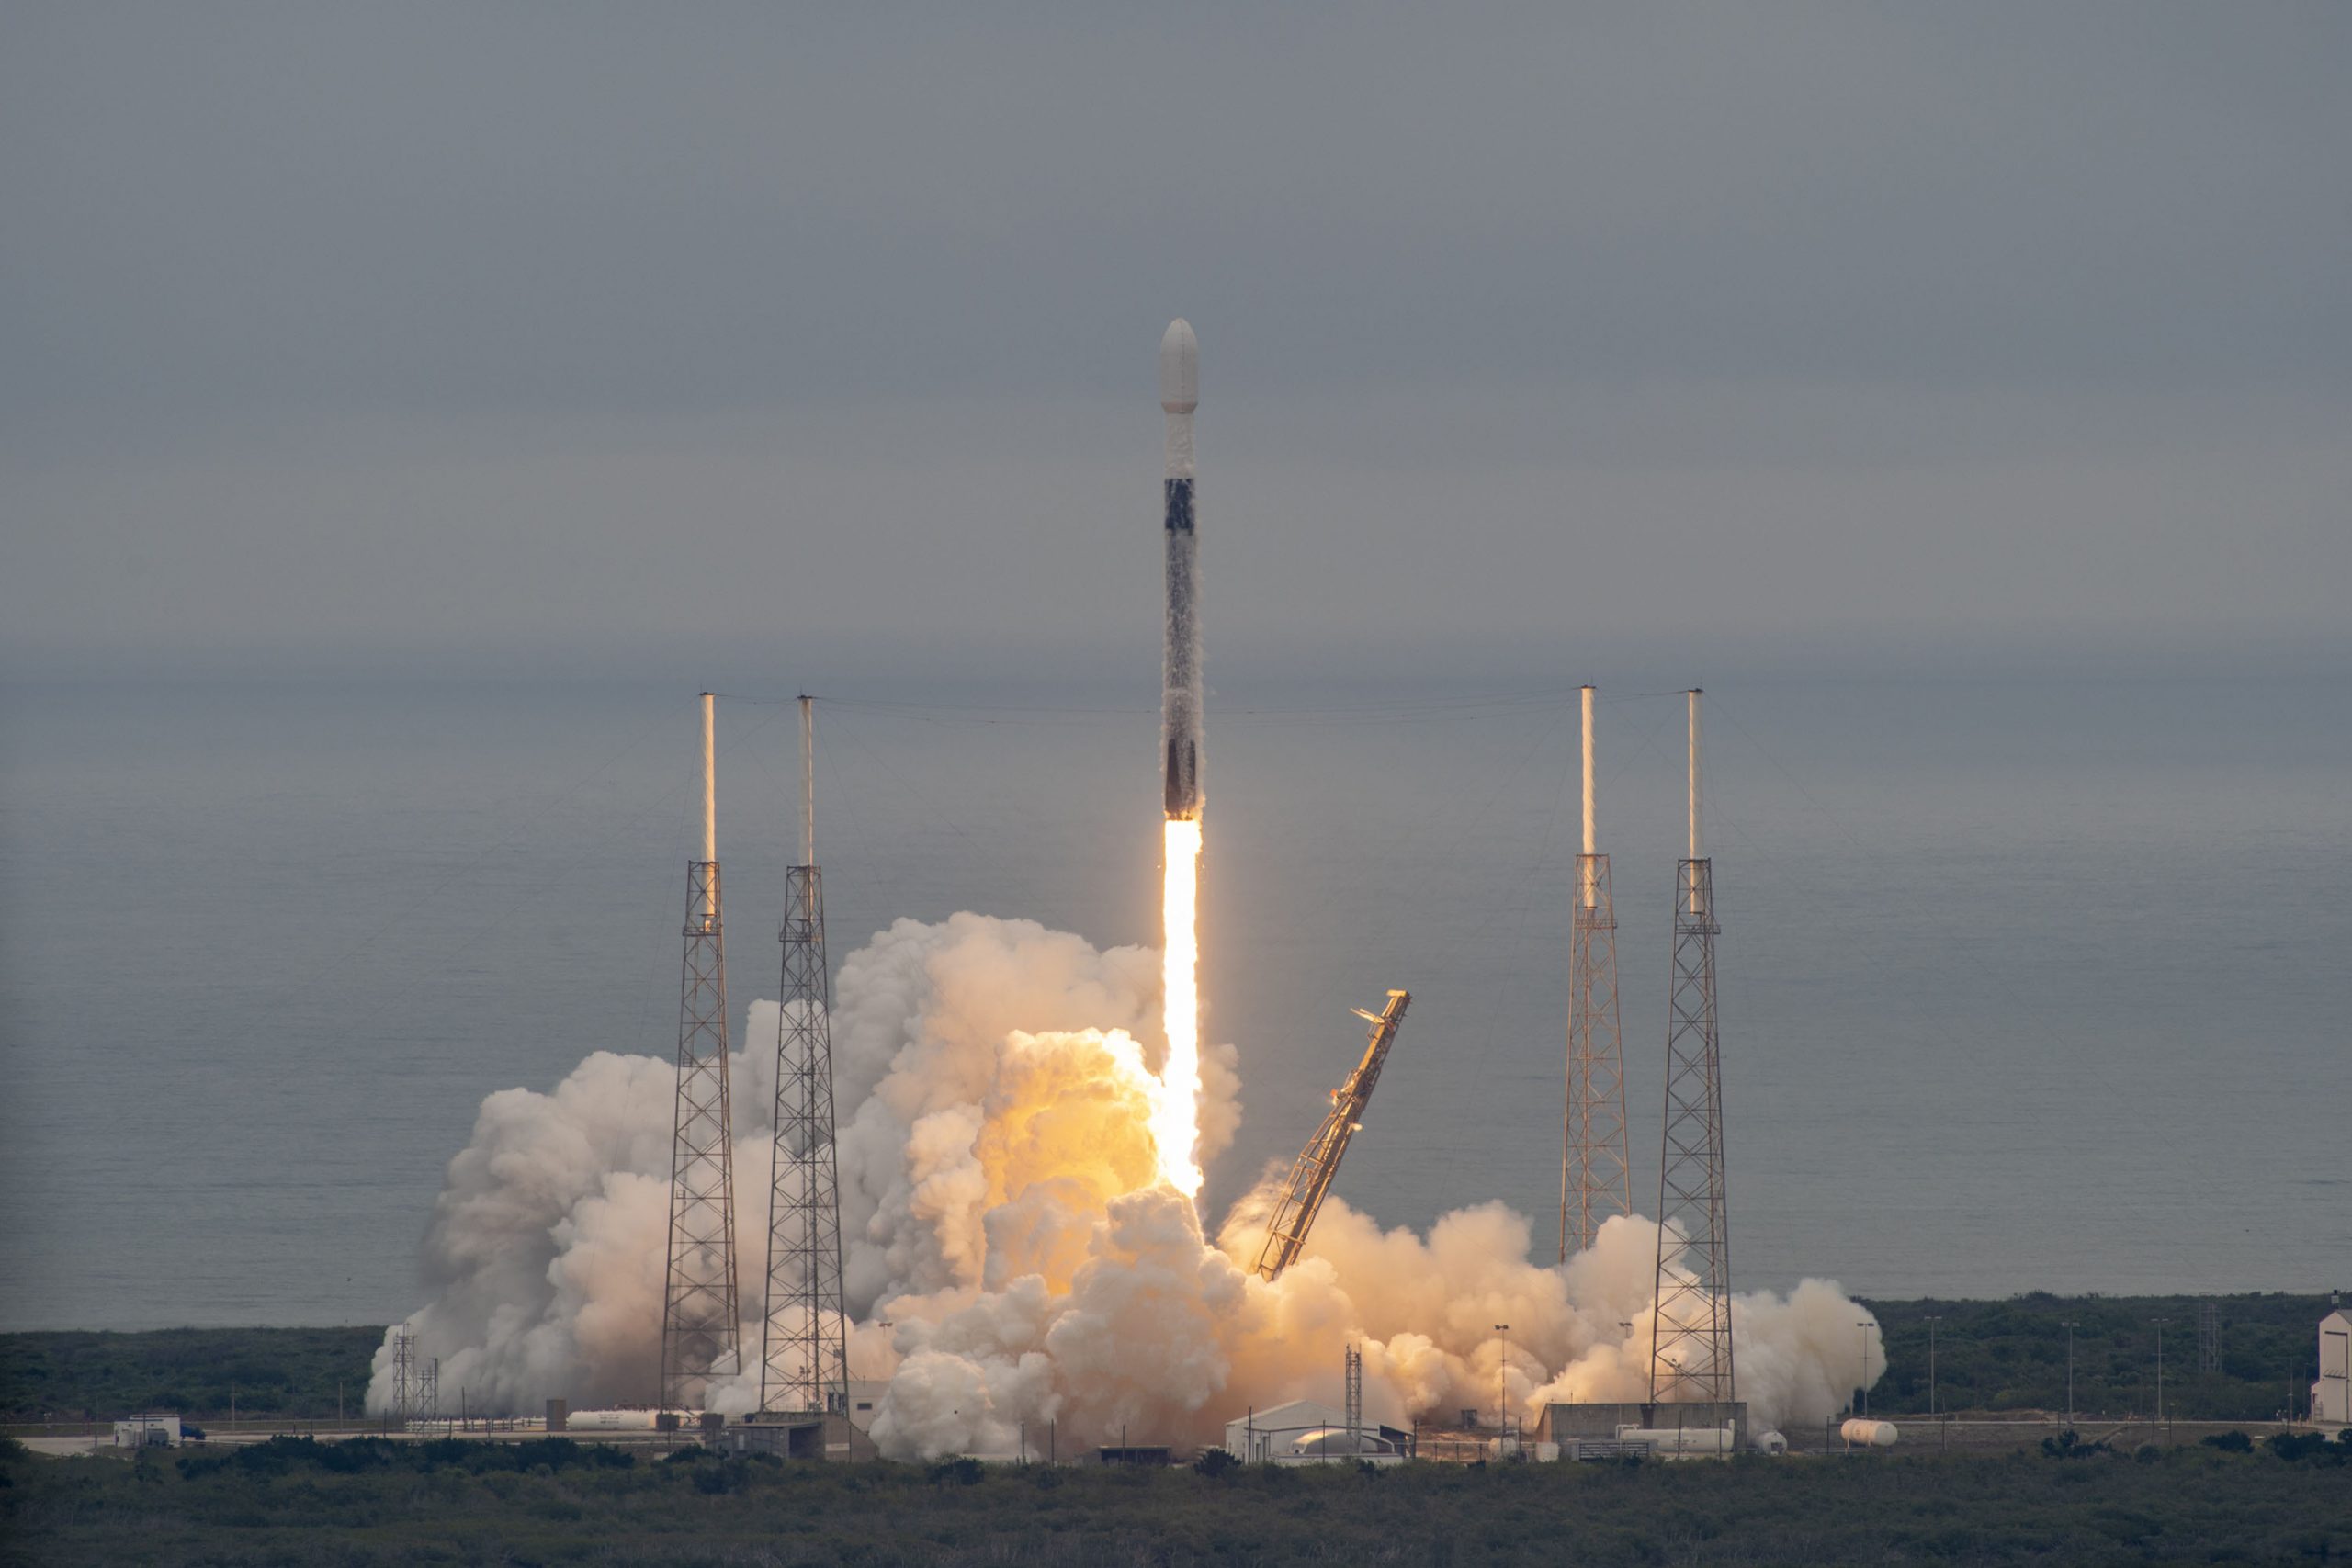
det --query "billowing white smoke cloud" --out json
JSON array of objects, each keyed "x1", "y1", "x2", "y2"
[{"x1": 369, "y1": 913, "x2": 1880, "y2": 1452}]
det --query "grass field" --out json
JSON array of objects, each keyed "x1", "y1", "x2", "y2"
[{"x1": 5, "y1": 1430, "x2": 2349, "y2": 1566}]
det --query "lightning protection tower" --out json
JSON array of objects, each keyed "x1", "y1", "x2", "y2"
[
  {"x1": 1650, "y1": 689, "x2": 1735, "y2": 1406},
  {"x1": 761, "y1": 696, "x2": 850, "y2": 1416},
  {"x1": 660, "y1": 694, "x2": 741, "y2": 1413},
  {"x1": 1561, "y1": 684, "x2": 1630, "y2": 1260}
]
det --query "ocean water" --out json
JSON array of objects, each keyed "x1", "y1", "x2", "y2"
[{"x1": 2, "y1": 668, "x2": 2346, "y2": 1331}]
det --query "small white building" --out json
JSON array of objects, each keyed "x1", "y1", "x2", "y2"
[
  {"x1": 114, "y1": 1415, "x2": 182, "y2": 1449},
  {"x1": 2312, "y1": 1307, "x2": 2350, "y2": 1427},
  {"x1": 841, "y1": 1379, "x2": 888, "y2": 1436},
  {"x1": 1222, "y1": 1399, "x2": 1410, "y2": 1464}
]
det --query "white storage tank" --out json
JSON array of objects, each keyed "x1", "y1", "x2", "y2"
[
  {"x1": 1840, "y1": 1419, "x2": 1899, "y2": 1448},
  {"x1": 1617, "y1": 1423, "x2": 1736, "y2": 1458},
  {"x1": 562, "y1": 1409, "x2": 664, "y2": 1432}
]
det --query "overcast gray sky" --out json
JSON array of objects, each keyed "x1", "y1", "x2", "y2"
[{"x1": 4, "y1": 4, "x2": 2346, "y2": 681}]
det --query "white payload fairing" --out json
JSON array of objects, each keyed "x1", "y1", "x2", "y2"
[{"x1": 1160, "y1": 318, "x2": 1203, "y2": 820}]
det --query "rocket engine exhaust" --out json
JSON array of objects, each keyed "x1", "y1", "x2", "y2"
[{"x1": 1155, "y1": 319, "x2": 1204, "y2": 1197}]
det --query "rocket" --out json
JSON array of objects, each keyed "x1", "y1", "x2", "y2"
[{"x1": 1160, "y1": 318, "x2": 1203, "y2": 820}]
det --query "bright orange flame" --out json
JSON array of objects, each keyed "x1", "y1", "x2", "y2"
[{"x1": 1154, "y1": 818, "x2": 1204, "y2": 1196}]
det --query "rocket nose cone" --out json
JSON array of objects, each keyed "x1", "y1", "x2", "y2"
[{"x1": 1160, "y1": 319, "x2": 1197, "y2": 412}]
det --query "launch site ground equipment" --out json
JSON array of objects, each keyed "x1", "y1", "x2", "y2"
[{"x1": 1253, "y1": 990, "x2": 1410, "y2": 1281}]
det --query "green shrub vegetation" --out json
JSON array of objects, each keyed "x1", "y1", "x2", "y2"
[
  {"x1": 6, "y1": 1292, "x2": 2331, "y2": 1427},
  {"x1": 0, "y1": 1327, "x2": 382, "y2": 1422},
  {"x1": 5, "y1": 1433, "x2": 2352, "y2": 1566},
  {"x1": 1860, "y1": 1292, "x2": 2332, "y2": 1420}
]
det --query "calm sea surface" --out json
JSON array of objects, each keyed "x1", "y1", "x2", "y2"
[{"x1": 3, "y1": 669, "x2": 2346, "y2": 1329}]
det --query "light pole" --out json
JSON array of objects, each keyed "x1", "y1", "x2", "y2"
[
  {"x1": 1857, "y1": 1322, "x2": 1871, "y2": 1416},
  {"x1": 1495, "y1": 1325, "x2": 1511, "y2": 1444},
  {"x1": 2061, "y1": 1322, "x2": 2077, "y2": 1430},
  {"x1": 2152, "y1": 1317, "x2": 2168, "y2": 1431},
  {"x1": 1925, "y1": 1315, "x2": 1941, "y2": 1420}
]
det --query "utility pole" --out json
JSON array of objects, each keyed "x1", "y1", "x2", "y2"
[
  {"x1": 2062, "y1": 1322, "x2": 2077, "y2": 1430},
  {"x1": 1857, "y1": 1323, "x2": 1871, "y2": 1416},
  {"x1": 1925, "y1": 1315, "x2": 1941, "y2": 1420},
  {"x1": 2153, "y1": 1317, "x2": 2168, "y2": 1433}
]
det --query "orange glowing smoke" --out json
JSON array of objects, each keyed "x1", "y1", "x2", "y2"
[{"x1": 1153, "y1": 818, "x2": 1204, "y2": 1195}]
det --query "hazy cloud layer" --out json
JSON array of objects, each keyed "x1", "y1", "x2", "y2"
[{"x1": 4, "y1": 4, "x2": 2345, "y2": 671}]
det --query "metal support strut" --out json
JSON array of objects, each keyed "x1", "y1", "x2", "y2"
[{"x1": 1254, "y1": 991, "x2": 1410, "y2": 1281}]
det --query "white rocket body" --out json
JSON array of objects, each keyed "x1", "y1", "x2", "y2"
[{"x1": 1161, "y1": 319, "x2": 1203, "y2": 820}]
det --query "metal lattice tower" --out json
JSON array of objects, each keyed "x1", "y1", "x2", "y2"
[
  {"x1": 2199, "y1": 1302, "x2": 2222, "y2": 1373},
  {"x1": 660, "y1": 694, "x2": 741, "y2": 1412},
  {"x1": 1344, "y1": 1344, "x2": 1363, "y2": 1449},
  {"x1": 420, "y1": 1359, "x2": 439, "y2": 1426},
  {"x1": 1650, "y1": 690, "x2": 1735, "y2": 1406},
  {"x1": 761, "y1": 696, "x2": 850, "y2": 1416},
  {"x1": 1561, "y1": 686, "x2": 1631, "y2": 1261},
  {"x1": 390, "y1": 1331, "x2": 418, "y2": 1427}
]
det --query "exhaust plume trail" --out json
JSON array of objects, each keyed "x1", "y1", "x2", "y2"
[
  {"x1": 1156, "y1": 319, "x2": 1206, "y2": 1200},
  {"x1": 1156, "y1": 818, "x2": 1204, "y2": 1195}
]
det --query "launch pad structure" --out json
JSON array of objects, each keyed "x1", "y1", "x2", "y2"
[
  {"x1": 659, "y1": 694, "x2": 741, "y2": 1413},
  {"x1": 1253, "y1": 991, "x2": 1411, "y2": 1281},
  {"x1": 1561, "y1": 684, "x2": 1632, "y2": 1261},
  {"x1": 1650, "y1": 690, "x2": 1736, "y2": 1407},
  {"x1": 761, "y1": 696, "x2": 852, "y2": 1419}
]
